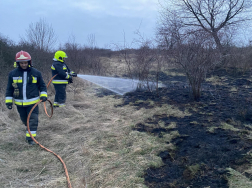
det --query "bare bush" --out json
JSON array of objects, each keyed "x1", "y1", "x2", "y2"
[
  {"x1": 62, "y1": 34, "x2": 108, "y2": 76},
  {"x1": 0, "y1": 36, "x2": 16, "y2": 93},
  {"x1": 164, "y1": 30, "x2": 221, "y2": 100},
  {"x1": 84, "y1": 34, "x2": 107, "y2": 75},
  {"x1": 223, "y1": 46, "x2": 252, "y2": 74},
  {"x1": 82, "y1": 47, "x2": 105, "y2": 75},
  {"x1": 117, "y1": 40, "x2": 163, "y2": 93},
  {"x1": 157, "y1": 12, "x2": 222, "y2": 99}
]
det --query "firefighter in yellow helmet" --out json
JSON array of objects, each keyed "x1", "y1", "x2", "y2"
[
  {"x1": 5, "y1": 50, "x2": 48, "y2": 145},
  {"x1": 51, "y1": 50, "x2": 77, "y2": 107}
]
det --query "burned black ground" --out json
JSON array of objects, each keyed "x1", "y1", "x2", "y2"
[{"x1": 98, "y1": 68, "x2": 252, "y2": 188}]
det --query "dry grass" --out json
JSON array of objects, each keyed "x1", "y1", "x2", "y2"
[
  {"x1": 0, "y1": 77, "x2": 180, "y2": 188},
  {"x1": 227, "y1": 167, "x2": 252, "y2": 188},
  {"x1": 205, "y1": 75, "x2": 227, "y2": 85},
  {"x1": 101, "y1": 56, "x2": 128, "y2": 77}
]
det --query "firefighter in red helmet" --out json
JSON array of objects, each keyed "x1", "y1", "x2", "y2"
[{"x1": 5, "y1": 50, "x2": 47, "y2": 145}]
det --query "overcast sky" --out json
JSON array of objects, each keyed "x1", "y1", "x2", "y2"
[{"x1": 0, "y1": 0, "x2": 160, "y2": 49}]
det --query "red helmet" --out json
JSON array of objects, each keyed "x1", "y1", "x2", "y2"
[{"x1": 15, "y1": 50, "x2": 32, "y2": 66}]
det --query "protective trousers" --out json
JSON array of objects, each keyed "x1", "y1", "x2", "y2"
[
  {"x1": 53, "y1": 84, "x2": 66, "y2": 106},
  {"x1": 17, "y1": 105, "x2": 39, "y2": 141}
]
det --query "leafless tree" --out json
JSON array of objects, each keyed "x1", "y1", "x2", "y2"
[
  {"x1": 87, "y1": 34, "x2": 97, "y2": 49},
  {"x1": 160, "y1": 19, "x2": 221, "y2": 99},
  {"x1": 159, "y1": 0, "x2": 252, "y2": 54},
  {"x1": 21, "y1": 18, "x2": 57, "y2": 52}
]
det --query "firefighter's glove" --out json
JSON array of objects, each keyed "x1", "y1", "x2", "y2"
[
  {"x1": 68, "y1": 76, "x2": 73, "y2": 83},
  {"x1": 40, "y1": 97, "x2": 47, "y2": 102},
  {"x1": 6, "y1": 104, "x2": 12, "y2": 110}
]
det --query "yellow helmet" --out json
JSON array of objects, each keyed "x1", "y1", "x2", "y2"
[{"x1": 54, "y1": 51, "x2": 68, "y2": 62}]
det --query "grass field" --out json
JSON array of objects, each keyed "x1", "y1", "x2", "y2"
[{"x1": 1, "y1": 65, "x2": 252, "y2": 188}]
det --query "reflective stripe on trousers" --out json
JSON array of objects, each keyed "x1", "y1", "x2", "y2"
[{"x1": 17, "y1": 105, "x2": 39, "y2": 141}]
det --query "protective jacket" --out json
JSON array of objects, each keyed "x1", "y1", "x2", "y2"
[
  {"x1": 51, "y1": 59, "x2": 71, "y2": 84},
  {"x1": 5, "y1": 67, "x2": 47, "y2": 106}
]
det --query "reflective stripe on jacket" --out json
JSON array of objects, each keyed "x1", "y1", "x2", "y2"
[
  {"x1": 51, "y1": 60, "x2": 71, "y2": 84},
  {"x1": 5, "y1": 67, "x2": 47, "y2": 107}
]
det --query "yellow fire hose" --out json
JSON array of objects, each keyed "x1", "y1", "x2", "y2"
[{"x1": 26, "y1": 74, "x2": 72, "y2": 188}]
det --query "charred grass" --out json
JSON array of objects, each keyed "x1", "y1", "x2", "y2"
[{"x1": 122, "y1": 67, "x2": 252, "y2": 188}]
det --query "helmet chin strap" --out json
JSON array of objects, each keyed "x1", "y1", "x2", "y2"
[{"x1": 28, "y1": 60, "x2": 32, "y2": 67}]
